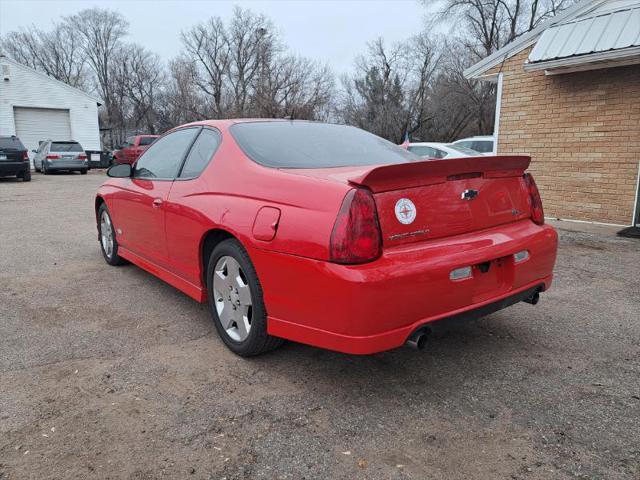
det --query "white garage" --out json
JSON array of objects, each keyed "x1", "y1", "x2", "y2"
[{"x1": 0, "y1": 55, "x2": 102, "y2": 163}]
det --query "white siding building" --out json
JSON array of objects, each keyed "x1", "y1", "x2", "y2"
[{"x1": 0, "y1": 55, "x2": 102, "y2": 160}]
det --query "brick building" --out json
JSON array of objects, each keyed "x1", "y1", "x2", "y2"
[{"x1": 465, "y1": 0, "x2": 640, "y2": 227}]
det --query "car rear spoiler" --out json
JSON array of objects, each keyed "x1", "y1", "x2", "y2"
[{"x1": 348, "y1": 156, "x2": 531, "y2": 193}]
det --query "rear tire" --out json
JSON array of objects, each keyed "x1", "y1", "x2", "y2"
[
  {"x1": 206, "y1": 239, "x2": 283, "y2": 356},
  {"x1": 42, "y1": 163, "x2": 48, "y2": 175},
  {"x1": 22, "y1": 170, "x2": 31, "y2": 182},
  {"x1": 97, "y1": 204, "x2": 126, "y2": 266},
  {"x1": 80, "y1": 169, "x2": 88, "y2": 175}
]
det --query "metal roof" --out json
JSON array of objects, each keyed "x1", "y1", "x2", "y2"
[
  {"x1": 528, "y1": 4, "x2": 640, "y2": 63},
  {"x1": 463, "y1": 0, "x2": 606, "y2": 79}
]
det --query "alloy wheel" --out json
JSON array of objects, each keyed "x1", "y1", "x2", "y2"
[
  {"x1": 100, "y1": 211, "x2": 114, "y2": 259},
  {"x1": 212, "y1": 256, "x2": 253, "y2": 342}
]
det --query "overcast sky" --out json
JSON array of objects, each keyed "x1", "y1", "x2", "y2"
[{"x1": 0, "y1": 0, "x2": 434, "y2": 75}]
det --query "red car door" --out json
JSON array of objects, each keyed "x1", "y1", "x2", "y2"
[
  {"x1": 165, "y1": 128, "x2": 222, "y2": 285},
  {"x1": 111, "y1": 128, "x2": 200, "y2": 268}
]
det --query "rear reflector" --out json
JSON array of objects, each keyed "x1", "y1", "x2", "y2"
[
  {"x1": 514, "y1": 250, "x2": 529, "y2": 263},
  {"x1": 450, "y1": 266, "x2": 472, "y2": 281}
]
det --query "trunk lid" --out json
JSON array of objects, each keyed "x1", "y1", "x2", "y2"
[{"x1": 348, "y1": 156, "x2": 533, "y2": 247}]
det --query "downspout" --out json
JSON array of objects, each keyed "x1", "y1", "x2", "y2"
[{"x1": 493, "y1": 72, "x2": 503, "y2": 155}]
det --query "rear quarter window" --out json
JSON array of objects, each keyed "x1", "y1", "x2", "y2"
[
  {"x1": 472, "y1": 141, "x2": 494, "y2": 153},
  {"x1": 230, "y1": 122, "x2": 418, "y2": 168}
]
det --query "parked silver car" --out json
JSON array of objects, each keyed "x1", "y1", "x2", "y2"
[{"x1": 33, "y1": 140, "x2": 88, "y2": 174}]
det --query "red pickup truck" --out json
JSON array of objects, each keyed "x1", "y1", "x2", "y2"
[{"x1": 113, "y1": 135, "x2": 158, "y2": 165}]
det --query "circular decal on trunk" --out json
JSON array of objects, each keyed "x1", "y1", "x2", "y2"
[{"x1": 395, "y1": 198, "x2": 416, "y2": 225}]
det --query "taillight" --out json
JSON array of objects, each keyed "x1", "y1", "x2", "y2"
[
  {"x1": 523, "y1": 173, "x2": 544, "y2": 225},
  {"x1": 78, "y1": 153, "x2": 88, "y2": 160},
  {"x1": 329, "y1": 188, "x2": 382, "y2": 264},
  {"x1": 46, "y1": 154, "x2": 61, "y2": 160},
  {"x1": 23, "y1": 151, "x2": 29, "y2": 160}
]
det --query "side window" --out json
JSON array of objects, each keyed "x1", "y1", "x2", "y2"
[
  {"x1": 179, "y1": 128, "x2": 221, "y2": 179},
  {"x1": 456, "y1": 141, "x2": 472, "y2": 149},
  {"x1": 124, "y1": 137, "x2": 134, "y2": 147},
  {"x1": 433, "y1": 148, "x2": 447, "y2": 159},
  {"x1": 473, "y1": 141, "x2": 493, "y2": 153},
  {"x1": 134, "y1": 128, "x2": 199, "y2": 179},
  {"x1": 139, "y1": 137, "x2": 156, "y2": 146}
]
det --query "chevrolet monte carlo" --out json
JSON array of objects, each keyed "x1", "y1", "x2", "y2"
[{"x1": 95, "y1": 120, "x2": 558, "y2": 356}]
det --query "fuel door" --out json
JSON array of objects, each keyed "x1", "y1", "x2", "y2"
[{"x1": 252, "y1": 206, "x2": 281, "y2": 241}]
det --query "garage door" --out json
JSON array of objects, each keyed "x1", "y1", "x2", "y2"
[{"x1": 13, "y1": 107, "x2": 72, "y2": 164}]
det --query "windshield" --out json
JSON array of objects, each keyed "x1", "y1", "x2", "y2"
[
  {"x1": 407, "y1": 145, "x2": 446, "y2": 158},
  {"x1": 51, "y1": 142, "x2": 83, "y2": 152},
  {"x1": 231, "y1": 121, "x2": 418, "y2": 168},
  {"x1": 139, "y1": 136, "x2": 157, "y2": 146},
  {"x1": 0, "y1": 136, "x2": 25, "y2": 150}
]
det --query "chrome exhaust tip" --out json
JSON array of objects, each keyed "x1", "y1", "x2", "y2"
[
  {"x1": 523, "y1": 291, "x2": 540, "y2": 305},
  {"x1": 406, "y1": 328, "x2": 430, "y2": 350}
]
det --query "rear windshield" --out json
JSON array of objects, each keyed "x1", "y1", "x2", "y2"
[
  {"x1": 230, "y1": 122, "x2": 418, "y2": 168},
  {"x1": 51, "y1": 142, "x2": 83, "y2": 152},
  {"x1": 0, "y1": 136, "x2": 25, "y2": 150},
  {"x1": 139, "y1": 137, "x2": 156, "y2": 146}
]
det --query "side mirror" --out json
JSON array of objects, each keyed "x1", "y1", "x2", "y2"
[{"x1": 107, "y1": 163, "x2": 132, "y2": 178}]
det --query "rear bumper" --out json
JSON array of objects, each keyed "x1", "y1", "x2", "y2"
[
  {"x1": 0, "y1": 161, "x2": 29, "y2": 176},
  {"x1": 252, "y1": 220, "x2": 558, "y2": 354},
  {"x1": 46, "y1": 160, "x2": 87, "y2": 171}
]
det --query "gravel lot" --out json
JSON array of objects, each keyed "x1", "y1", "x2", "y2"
[{"x1": 1, "y1": 172, "x2": 639, "y2": 480}]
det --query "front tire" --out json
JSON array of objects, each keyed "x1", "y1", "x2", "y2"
[
  {"x1": 207, "y1": 239, "x2": 283, "y2": 356},
  {"x1": 98, "y1": 204, "x2": 126, "y2": 266}
]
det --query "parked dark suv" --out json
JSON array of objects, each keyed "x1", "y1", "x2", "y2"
[{"x1": 0, "y1": 135, "x2": 31, "y2": 181}]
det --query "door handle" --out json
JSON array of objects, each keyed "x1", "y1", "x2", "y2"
[{"x1": 152, "y1": 198, "x2": 163, "y2": 208}]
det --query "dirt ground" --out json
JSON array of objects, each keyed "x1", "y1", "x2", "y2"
[{"x1": 0, "y1": 171, "x2": 639, "y2": 480}]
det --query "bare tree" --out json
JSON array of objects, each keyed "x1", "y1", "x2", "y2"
[
  {"x1": 1, "y1": 24, "x2": 88, "y2": 88},
  {"x1": 177, "y1": 6, "x2": 333, "y2": 121},
  {"x1": 181, "y1": 17, "x2": 230, "y2": 117},
  {"x1": 112, "y1": 44, "x2": 166, "y2": 134},
  {"x1": 339, "y1": 35, "x2": 441, "y2": 143},
  {"x1": 65, "y1": 8, "x2": 129, "y2": 125},
  {"x1": 435, "y1": 0, "x2": 575, "y2": 57}
]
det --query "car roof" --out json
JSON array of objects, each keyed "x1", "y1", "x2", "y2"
[
  {"x1": 177, "y1": 118, "x2": 323, "y2": 129},
  {"x1": 454, "y1": 136, "x2": 494, "y2": 141},
  {"x1": 407, "y1": 142, "x2": 448, "y2": 148}
]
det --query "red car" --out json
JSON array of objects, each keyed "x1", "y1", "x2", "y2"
[
  {"x1": 95, "y1": 120, "x2": 557, "y2": 356},
  {"x1": 113, "y1": 135, "x2": 159, "y2": 165}
]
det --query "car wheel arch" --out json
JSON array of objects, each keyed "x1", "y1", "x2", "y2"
[
  {"x1": 95, "y1": 196, "x2": 106, "y2": 220},
  {"x1": 200, "y1": 228, "x2": 240, "y2": 286}
]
